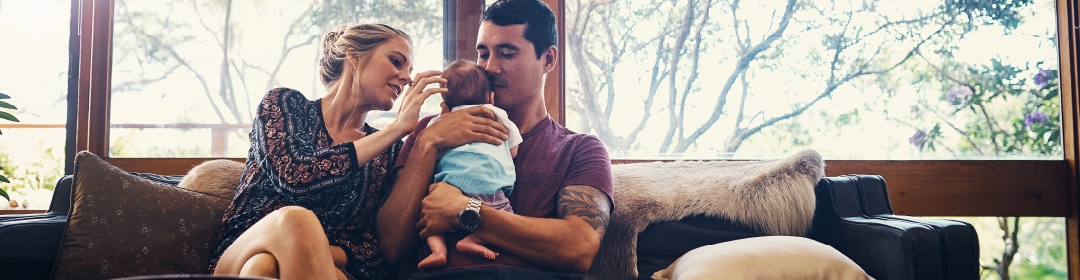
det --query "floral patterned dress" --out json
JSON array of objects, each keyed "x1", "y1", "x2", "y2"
[{"x1": 210, "y1": 88, "x2": 402, "y2": 279}]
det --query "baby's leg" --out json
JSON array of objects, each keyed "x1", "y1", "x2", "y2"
[
  {"x1": 417, "y1": 234, "x2": 448, "y2": 270},
  {"x1": 456, "y1": 234, "x2": 499, "y2": 260}
]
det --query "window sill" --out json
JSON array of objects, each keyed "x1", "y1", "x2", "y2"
[{"x1": 0, "y1": 209, "x2": 48, "y2": 215}]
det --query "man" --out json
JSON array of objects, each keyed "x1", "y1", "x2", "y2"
[{"x1": 376, "y1": 0, "x2": 614, "y2": 279}]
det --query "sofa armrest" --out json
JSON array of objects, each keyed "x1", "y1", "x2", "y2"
[
  {"x1": 0, "y1": 176, "x2": 71, "y2": 224},
  {"x1": 812, "y1": 177, "x2": 944, "y2": 280},
  {"x1": 0, "y1": 175, "x2": 72, "y2": 280},
  {"x1": 0, "y1": 215, "x2": 67, "y2": 280},
  {"x1": 848, "y1": 174, "x2": 980, "y2": 280},
  {"x1": 47, "y1": 175, "x2": 73, "y2": 215}
]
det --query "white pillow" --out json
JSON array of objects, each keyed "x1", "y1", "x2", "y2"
[{"x1": 652, "y1": 236, "x2": 873, "y2": 280}]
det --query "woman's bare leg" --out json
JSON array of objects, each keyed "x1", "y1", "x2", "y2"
[
  {"x1": 330, "y1": 245, "x2": 348, "y2": 280},
  {"x1": 214, "y1": 206, "x2": 342, "y2": 279},
  {"x1": 417, "y1": 234, "x2": 448, "y2": 270},
  {"x1": 239, "y1": 253, "x2": 278, "y2": 278}
]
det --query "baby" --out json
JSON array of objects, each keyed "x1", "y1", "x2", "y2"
[{"x1": 417, "y1": 60, "x2": 522, "y2": 270}]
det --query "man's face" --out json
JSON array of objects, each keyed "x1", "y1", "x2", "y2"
[{"x1": 476, "y1": 21, "x2": 552, "y2": 110}]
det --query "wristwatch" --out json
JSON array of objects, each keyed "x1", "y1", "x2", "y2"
[{"x1": 458, "y1": 197, "x2": 482, "y2": 232}]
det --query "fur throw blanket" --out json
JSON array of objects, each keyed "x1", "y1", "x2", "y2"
[
  {"x1": 585, "y1": 149, "x2": 825, "y2": 280},
  {"x1": 178, "y1": 159, "x2": 245, "y2": 200}
]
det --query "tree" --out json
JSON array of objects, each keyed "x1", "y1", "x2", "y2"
[
  {"x1": 108, "y1": 0, "x2": 443, "y2": 157},
  {"x1": 901, "y1": 57, "x2": 1059, "y2": 280},
  {"x1": 565, "y1": 0, "x2": 1035, "y2": 156},
  {"x1": 889, "y1": 8, "x2": 1058, "y2": 275}
]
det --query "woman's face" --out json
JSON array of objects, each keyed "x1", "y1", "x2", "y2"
[{"x1": 356, "y1": 36, "x2": 413, "y2": 111}]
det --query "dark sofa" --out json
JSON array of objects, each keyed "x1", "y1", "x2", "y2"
[{"x1": 0, "y1": 174, "x2": 977, "y2": 280}]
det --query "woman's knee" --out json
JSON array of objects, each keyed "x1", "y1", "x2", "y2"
[
  {"x1": 269, "y1": 206, "x2": 325, "y2": 240},
  {"x1": 272, "y1": 206, "x2": 319, "y2": 226}
]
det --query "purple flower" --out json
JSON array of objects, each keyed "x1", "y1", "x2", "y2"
[
  {"x1": 1024, "y1": 112, "x2": 1049, "y2": 127},
  {"x1": 1033, "y1": 69, "x2": 1054, "y2": 88},
  {"x1": 909, "y1": 130, "x2": 926, "y2": 146},
  {"x1": 946, "y1": 86, "x2": 973, "y2": 105}
]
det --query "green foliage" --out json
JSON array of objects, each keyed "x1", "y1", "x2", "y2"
[
  {"x1": 0, "y1": 143, "x2": 62, "y2": 199},
  {"x1": 0, "y1": 92, "x2": 16, "y2": 202},
  {"x1": 945, "y1": 217, "x2": 1067, "y2": 280},
  {"x1": 943, "y1": 0, "x2": 1034, "y2": 30},
  {"x1": 912, "y1": 59, "x2": 1060, "y2": 157}
]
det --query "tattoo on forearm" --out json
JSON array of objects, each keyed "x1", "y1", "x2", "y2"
[{"x1": 557, "y1": 185, "x2": 612, "y2": 238}]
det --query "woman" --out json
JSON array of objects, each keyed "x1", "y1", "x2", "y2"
[{"x1": 208, "y1": 23, "x2": 493, "y2": 280}]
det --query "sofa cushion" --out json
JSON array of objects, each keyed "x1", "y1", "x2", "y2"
[
  {"x1": 651, "y1": 236, "x2": 871, "y2": 280},
  {"x1": 50, "y1": 151, "x2": 231, "y2": 279}
]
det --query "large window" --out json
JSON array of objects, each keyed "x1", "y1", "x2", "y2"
[
  {"x1": 0, "y1": 0, "x2": 71, "y2": 210},
  {"x1": 564, "y1": 0, "x2": 1069, "y2": 278},
  {"x1": 565, "y1": 0, "x2": 1061, "y2": 160},
  {"x1": 108, "y1": 0, "x2": 446, "y2": 158}
]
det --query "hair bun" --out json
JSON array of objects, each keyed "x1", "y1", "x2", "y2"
[
  {"x1": 323, "y1": 30, "x2": 342, "y2": 50},
  {"x1": 323, "y1": 25, "x2": 352, "y2": 55}
]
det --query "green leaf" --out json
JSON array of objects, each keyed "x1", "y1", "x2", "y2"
[
  {"x1": 0, "y1": 111, "x2": 19, "y2": 123},
  {"x1": 0, "y1": 101, "x2": 14, "y2": 110},
  {"x1": 0, "y1": 93, "x2": 9, "y2": 99},
  {"x1": 0, "y1": 187, "x2": 7, "y2": 202}
]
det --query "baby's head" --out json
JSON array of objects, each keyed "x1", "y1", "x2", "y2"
[{"x1": 441, "y1": 60, "x2": 492, "y2": 109}]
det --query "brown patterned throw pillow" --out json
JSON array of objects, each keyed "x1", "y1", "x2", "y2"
[{"x1": 50, "y1": 151, "x2": 232, "y2": 279}]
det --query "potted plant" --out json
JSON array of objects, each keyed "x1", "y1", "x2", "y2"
[{"x1": 0, "y1": 93, "x2": 18, "y2": 204}]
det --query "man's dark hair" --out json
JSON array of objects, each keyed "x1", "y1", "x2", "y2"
[
  {"x1": 442, "y1": 60, "x2": 492, "y2": 108},
  {"x1": 482, "y1": 0, "x2": 557, "y2": 59}
]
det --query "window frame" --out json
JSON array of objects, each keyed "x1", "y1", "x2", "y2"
[{"x1": 72, "y1": 0, "x2": 1080, "y2": 277}]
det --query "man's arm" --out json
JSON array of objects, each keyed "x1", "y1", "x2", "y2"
[
  {"x1": 377, "y1": 142, "x2": 437, "y2": 263},
  {"x1": 377, "y1": 107, "x2": 507, "y2": 263},
  {"x1": 419, "y1": 184, "x2": 611, "y2": 273}
]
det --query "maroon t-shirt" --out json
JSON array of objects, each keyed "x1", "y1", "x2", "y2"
[{"x1": 394, "y1": 115, "x2": 614, "y2": 272}]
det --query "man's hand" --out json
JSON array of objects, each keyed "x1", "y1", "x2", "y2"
[
  {"x1": 417, "y1": 106, "x2": 508, "y2": 151},
  {"x1": 417, "y1": 182, "x2": 470, "y2": 238}
]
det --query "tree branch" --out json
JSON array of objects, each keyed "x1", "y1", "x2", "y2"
[
  {"x1": 266, "y1": 3, "x2": 319, "y2": 93},
  {"x1": 111, "y1": 64, "x2": 182, "y2": 93},
  {"x1": 659, "y1": 0, "x2": 697, "y2": 153},
  {"x1": 676, "y1": 0, "x2": 797, "y2": 153},
  {"x1": 143, "y1": 33, "x2": 227, "y2": 123}
]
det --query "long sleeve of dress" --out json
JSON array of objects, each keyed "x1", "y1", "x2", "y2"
[{"x1": 252, "y1": 88, "x2": 360, "y2": 196}]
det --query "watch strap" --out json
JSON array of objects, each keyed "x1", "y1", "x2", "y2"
[
  {"x1": 459, "y1": 197, "x2": 483, "y2": 232},
  {"x1": 466, "y1": 197, "x2": 482, "y2": 212}
]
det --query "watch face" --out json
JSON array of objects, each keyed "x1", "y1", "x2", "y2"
[{"x1": 459, "y1": 209, "x2": 480, "y2": 230}]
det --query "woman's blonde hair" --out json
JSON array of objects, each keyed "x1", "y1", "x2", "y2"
[{"x1": 319, "y1": 24, "x2": 410, "y2": 88}]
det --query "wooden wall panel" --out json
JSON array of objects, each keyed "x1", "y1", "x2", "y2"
[
  {"x1": 109, "y1": 158, "x2": 245, "y2": 176},
  {"x1": 1056, "y1": 0, "x2": 1080, "y2": 278},
  {"x1": 543, "y1": 0, "x2": 565, "y2": 124},
  {"x1": 826, "y1": 160, "x2": 1069, "y2": 217},
  {"x1": 611, "y1": 159, "x2": 1070, "y2": 217}
]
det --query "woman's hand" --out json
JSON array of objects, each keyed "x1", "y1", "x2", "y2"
[
  {"x1": 388, "y1": 70, "x2": 447, "y2": 136},
  {"x1": 417, "y1": 106, "x2": 509, "y2": 152}
]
